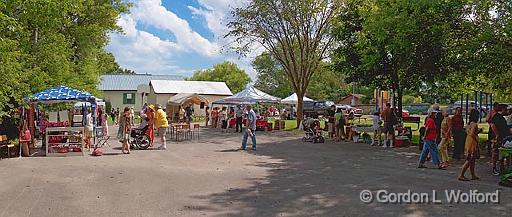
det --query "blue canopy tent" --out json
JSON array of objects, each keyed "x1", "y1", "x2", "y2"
[
  {"x1": 26, "y1": 85, "x2": 97, "y2": 103},
  {"x1": 24, "y1": 86, "x2": 99, "y2": 154}
]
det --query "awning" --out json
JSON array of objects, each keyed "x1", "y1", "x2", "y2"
[
  {"x1": 217, "y1": 86, "x2": 281, "y2": 104},
  {"x1": 167, "y1": 93, "x2": 209, "y2": 106},
  {"x1": 25, "y1": 86, "x2": 97, "y2": 103}
]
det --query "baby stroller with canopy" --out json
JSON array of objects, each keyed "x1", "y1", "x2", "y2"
[{"x1": 302, "y1": 118, "x2": 324, "y2": 143}]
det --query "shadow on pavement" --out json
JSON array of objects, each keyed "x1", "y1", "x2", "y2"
[{"x1": 188, "y1": 132, "x2": 512, "y2": 217}]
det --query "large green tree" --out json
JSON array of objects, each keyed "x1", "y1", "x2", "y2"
[
  {"x1": 228, "y1": 0, "x2": 341, "y2": 126},
  {"x1": 333, "y1": 0, "x2": 512, "y2": 108},
  {"x1": 0, "y1": 0, "x2": 130, "y2": 119},
  {"x1": 252, "y1": 52, "x2": 292, "y2": 98},
  {"x1": 332, "y1": 0, "x2": 471, "y2": 113},
  {"x1": 452, "y1": 0, "x2": 512, "y2": 102},
  {"x1": 187, "y1": 61, "x2": 251, "y2": 93},
  {"x1": 252, "y1": 52, "x2": 351, "y2": 101}
]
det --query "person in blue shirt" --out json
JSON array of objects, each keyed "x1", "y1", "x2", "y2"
[{"x1": 241, "y1": 105, "x2": 257, "y2": 150}]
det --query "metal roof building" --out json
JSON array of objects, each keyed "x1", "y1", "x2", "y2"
[
  {"x1": 148, "y1": 80, "x2": 233, "y2": 118},
  {"x1": 99, "y1": 74, "x2": 183, "y2": 91},
  {"x1": 149, "y1": 80, "x2": 233, "y2": 96},
  {"x1": 99, "y1": 74, "x2": 183, "y2": 111}
]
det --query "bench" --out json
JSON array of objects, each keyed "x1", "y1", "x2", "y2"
[
  {"x1": 0, "y1": 135, "x2": 15, "y2": 158},
  {"x1": 402, "y1": 116, "x2": 421, "y2": 130}
]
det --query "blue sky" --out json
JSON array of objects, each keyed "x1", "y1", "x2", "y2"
[{"x1": 107, "y1": 0, "x2": 258, "y2": 78}]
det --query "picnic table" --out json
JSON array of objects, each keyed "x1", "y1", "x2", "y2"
[{"x1": 402, "y1": 116, "x2": 421, "y2": 130}]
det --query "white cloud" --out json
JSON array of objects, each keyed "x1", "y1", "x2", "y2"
[
  {"x1": 188, "y1": 0, "x2": 264, "y2": 78},
  {"x1": 107, "y1": 15, "x2": 184, "y2": 74},
  {"x1": 107, "y1": 0, "x2": 263, "y2": 79},
  {"x1": 131, "y1": 0, "x2": 220, "y2": 57}
]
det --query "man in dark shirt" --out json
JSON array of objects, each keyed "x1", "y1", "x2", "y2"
[
  {"x1": 433, "y1": 104, "x2": 444, "y2": 144},
  {"x1": 451, "y1": 107, "x2": 465, "y2": 160},
  {"x1": 327, "y1": 105, "x2": 336, "y2": 139},
  {"x1": 381, "y1": 103, "x2": 394, "y2": 147},
  {"x1": 185, "y1": 104, "x2": 193, "y2": 123},
  {"x1": 491, "y1": 104, "x2": 510, "y2": 175}
]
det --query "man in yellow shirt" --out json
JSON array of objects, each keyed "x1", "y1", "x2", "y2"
[{"x1": 154, "y1": 104, "x2": 169, "y2": 150}]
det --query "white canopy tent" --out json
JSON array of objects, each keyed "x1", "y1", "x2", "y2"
[
  {"x1": 281, "y1": 93, "x2": 313, "y2": 104},
  {"x1": 166, "y1": 93, "x2": 209, "y2": 122},
  {"x1": 167, "y1": 93, "x2": 209, "y2": 105}
]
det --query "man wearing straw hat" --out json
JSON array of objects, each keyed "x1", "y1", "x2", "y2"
[{"x1": 154, "y1": 104, "x2": 169, "y2": 150}]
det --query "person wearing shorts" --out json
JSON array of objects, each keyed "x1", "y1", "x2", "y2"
[
  {"x1": 381, "y1": 103, "x2": 394, "y2": 147},
  {"x1": 154, "y1": 104, "x2": 169, "y2": 150},
  {"x1": 84, "y1": 110, "x2": 94, "y2": 151},
  {"x1": 491, "y1": 104, "x2": 510, "y2": 176}
]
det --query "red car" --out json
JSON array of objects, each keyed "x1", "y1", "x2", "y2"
[
  {"x1": 402, "y1": 109, "x2": 410, "y2": 117},
  {"x1": 352, "y1": 108, "x2": 364, "y2": 117}
]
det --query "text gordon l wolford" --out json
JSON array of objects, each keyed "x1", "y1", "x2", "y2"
[{"x1": 359, "y1": 189, "x2": 500, "y2": 204}]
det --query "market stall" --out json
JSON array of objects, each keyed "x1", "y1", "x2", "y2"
[
  {"x1": 166, "y1": 93, "x2": 209, "y2": 123},
  {"x1": 281, "y1": 93, "x2": 313, "y2": 104},
  {"x1": 212, "y1": 86, "x2": 281, "y2": 131},
  {"x1": 24, "y1": 86, "x2": 98, "y2": 157},
  {"x1": 281, "y1": 93, "x2": 313, "y2": 120}
]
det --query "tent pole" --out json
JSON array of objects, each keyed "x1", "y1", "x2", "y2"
[{"x1": 465, "y1": 94, "x2": 469, "y2": 124}]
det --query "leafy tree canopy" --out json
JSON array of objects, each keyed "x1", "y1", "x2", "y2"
[
  {"x1": 187, "y1": 61, "x2": 251, "y2": 93},
  {"x1": 0, "y1": 0, "x2": 130, "y2": 118}
]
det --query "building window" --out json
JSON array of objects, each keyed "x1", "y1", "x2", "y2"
[
  {"x1": 123, "y1": 93, "x2": 135, "y2": 104},
  {"x1": 200, "y1": 102, "x2": 205, "y2": 109}
]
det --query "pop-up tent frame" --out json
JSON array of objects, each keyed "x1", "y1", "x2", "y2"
[
  {"x1": 212, "y1": 86, "x2": 281, "y2": 105},
  {"x1": 23, "y1": 86, "x2": 98, "y2": 156}
]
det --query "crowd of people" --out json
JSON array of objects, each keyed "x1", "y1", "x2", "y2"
[
  {"x1": 113, "y1": 104, "x2": 169, "y2": 154},
  {"x1": 97, "y1": 100, "x2": 512, "y2": 179},
  {"x1": 414, "y1": 103, "x2": 512, "y2": 181},
  {"x1": 108, "y1": 103, "x2": 259, "y2": 152}
]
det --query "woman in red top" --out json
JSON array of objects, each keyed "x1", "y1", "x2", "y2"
[
  {"x1": 211, "y1": 107, "x2": 219, "y2": 128},
  {"x1": 146, "y1": 105, "x2": 155, "y2": 147}
]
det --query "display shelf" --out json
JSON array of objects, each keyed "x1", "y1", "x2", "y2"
[
  {"x1": 46, "y1": 127, "x2": 85, "y2": 157},
  {"x1": 47, "y1": 152, "x2": 84, "y2": 157}
]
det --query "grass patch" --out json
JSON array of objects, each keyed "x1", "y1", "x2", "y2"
[{"x1": 270, "y1": 115, "x2": 493, "y2": 146}]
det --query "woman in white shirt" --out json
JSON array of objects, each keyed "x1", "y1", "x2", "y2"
[
  {"x1": 221, "y1": 107, "x2": 228, "y2": 132},
  {"x1": 178, "y1": 106, "x2": 185, "y2": 122}
]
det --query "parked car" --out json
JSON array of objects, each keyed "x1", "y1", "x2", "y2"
[
  {"x1": 402, "y1": 109, "x2": 410, "y2": 117},
  {"x1": 352, "y1": 108, "x2": 363, "y2": 117},
  {"x1": 403, "y1": 103, "x2": 431, "y2": 115},
  {"x1": 303, "y1": 100, "x2": 335, "y2": 118}
]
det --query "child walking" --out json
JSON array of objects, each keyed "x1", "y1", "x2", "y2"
[{"x1": 372, "y1": 112, "x2": 382, "y2": 146}]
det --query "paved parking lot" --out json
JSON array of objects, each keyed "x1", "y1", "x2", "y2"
[{"x1": 0, "y1": 127, "x2": 511, "y2": 217}]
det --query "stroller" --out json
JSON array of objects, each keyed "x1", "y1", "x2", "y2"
[
  {"x1": 302, "y1": 118, "x2": 324, "y2": 143},
  {"x1": 130, "y1": 125, "x2": 151, "y2": 150}
]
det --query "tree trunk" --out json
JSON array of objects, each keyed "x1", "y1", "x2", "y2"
[
  {"x1": 296, "y1": 92, "x2": 304, "y2": 129},
  {"x1": 397, "y1": 85, "x2": 403, "y2": 118}
]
